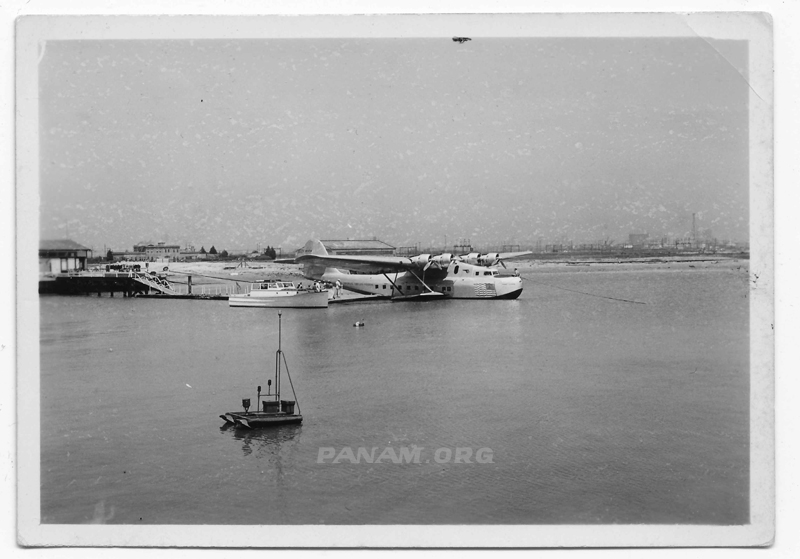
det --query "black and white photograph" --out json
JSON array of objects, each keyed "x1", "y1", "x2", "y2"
[{"x1": 11, "y1": 4, "x2": 781, "y2": 550}]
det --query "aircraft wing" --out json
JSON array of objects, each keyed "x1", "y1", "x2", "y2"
[
  {"x1": 454, "y1": 250, "x2": 535, "y2": 267},
  {"x1": 294, "y1": 253, "x2": 415, "y2": 273},
  {"x1": 495, "y1": 251, "x2": 534, "y2": 260},
  {"x1": 284, "y1": 246, "x2": 535, "y2": 272},
  {"x1": 488, "y1": 251, "x2": 534, "y2": 268}
]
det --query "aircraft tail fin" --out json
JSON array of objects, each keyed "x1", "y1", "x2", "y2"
[
  {"x1": 299, "y1": 239, "x2": 345, "y2": 279},
  {"x1": 304, "y1": 239, "x2": 329, "y2": 257}
]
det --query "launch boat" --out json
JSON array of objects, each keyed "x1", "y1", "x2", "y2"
[
  {"x1": 228, "y1": 280, "x2": 328, "y2": 308},
  {"x1": 220, "y1": 312, "x2": 303, "y2": 429}
]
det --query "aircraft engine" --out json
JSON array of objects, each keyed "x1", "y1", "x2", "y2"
[
  {"x1": 458, "y1": 253, "x2": 483, "y2": 265},
  {"x1": 430, "y1": 253, "x2": 453, "y2": 267},
  {"x1": 458, "y1": 253, "x2": 501, "y2": 266},
  {"x1": 409, "y1": 254, "x2": 431, "y2": 268}
]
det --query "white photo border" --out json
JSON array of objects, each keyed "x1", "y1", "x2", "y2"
[{"x1": 13, "y1": 8, "x2": 774, "y2": 549}]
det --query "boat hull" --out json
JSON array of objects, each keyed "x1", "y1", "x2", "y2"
[
  {"x1": 229, "y1": 291, "x2": 328, "y2": 308},
  {"x1": 220, "y1": 412, "x2": 303, "y2": 428}
]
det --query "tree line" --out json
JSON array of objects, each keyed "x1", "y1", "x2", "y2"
[{"x1": 106, "y1": 245, "x2": 278, "y2": 261}]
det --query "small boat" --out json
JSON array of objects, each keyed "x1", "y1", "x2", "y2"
[
  {"x1": 228, "y1": 280, "x2": 328, "y2": 308},
  {"x1": 220, "y1": 312, "x2": 303, "y2": 429}
]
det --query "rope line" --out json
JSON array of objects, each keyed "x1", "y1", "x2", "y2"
[
  {"x1": 521, "y1": 275, "x2": 646, "y2": 305},
  {"x1": 167, "y1": 270, "x2": 250, "y2": 283},
  {"x1": 281, "y1": 352, "x2": 301, "y2": 416},
  {"x1": 168, "y1": 270, "x2": 301, "y2": 285}
]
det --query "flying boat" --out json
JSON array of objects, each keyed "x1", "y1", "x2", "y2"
[{"x1": 279, "y1": 240, "x2": 532, "y2": 300}]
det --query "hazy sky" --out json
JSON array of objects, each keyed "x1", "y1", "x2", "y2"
[{"x1": 39, "y1": 37, "x2": 749, "y2": 252}]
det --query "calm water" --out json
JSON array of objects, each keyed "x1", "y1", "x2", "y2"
[{"x1": 39, "y1": 263, "x2": 750, "y2": 524}]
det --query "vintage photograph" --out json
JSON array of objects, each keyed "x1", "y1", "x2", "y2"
[{"x1": 15, "y1": 11, "x2": 773, "y2": 548}]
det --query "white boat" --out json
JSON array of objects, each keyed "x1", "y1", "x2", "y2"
[{"x1": 228, "y1": 280, "x2": 329, "y2": 308}]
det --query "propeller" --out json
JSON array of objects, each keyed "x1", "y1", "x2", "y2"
[
  {"x1": 452, "y1": 252, "x2": 512, "y2": 268},
  {"x1": 414, "y1": 252, "x2": 454, "y2": 271},
  {"x1": 430, "y1": 253, "x2": 453, "y2": 268},
  {"x1": 456, "y1": 252, "x2": 486, "y2": 266},
  {"x1": 410, "y1": 254, "x2": 432, "y2": 271}
]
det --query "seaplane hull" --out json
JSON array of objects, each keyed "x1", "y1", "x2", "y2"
[{"x1": 321, "y1": 270, "x2": 523, "y2": 300}]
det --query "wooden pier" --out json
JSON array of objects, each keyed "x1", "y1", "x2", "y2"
[{"x1": 38, "y1": 271, "x2": 178, "y2": 297}]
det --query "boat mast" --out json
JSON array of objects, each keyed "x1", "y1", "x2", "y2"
[{"x1": 275, "y1": 311, "x2": 282, "y2": 401}]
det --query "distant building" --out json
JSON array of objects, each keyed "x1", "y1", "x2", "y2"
[
  {"x1": 133, "y1": 240, "x2": 155, "y2": 253},
  {"x1": 39, "y1": 239, "x2": 92, "y2": 273},
  {"x1": 628, "y1": 233, "x2": 649, "y2": 247},
  {"x1": 133, "y1": 241, "x2": 181, "y2": 260}
]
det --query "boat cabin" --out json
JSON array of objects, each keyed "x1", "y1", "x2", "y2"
[{"x1": 254, "y1": 281, "x2": 296, "y2": 290}]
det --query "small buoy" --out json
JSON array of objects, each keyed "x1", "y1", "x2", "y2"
[{"x1": 108, "y1": 348, "x2": 113, "y2": 352}]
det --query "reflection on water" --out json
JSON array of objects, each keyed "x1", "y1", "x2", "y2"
[
  {"x1": 39, "y1": 264, "x2": 750, "y2": 525},
  {"x1": 225, "y1": 424, "x2": 303, "y2": 458}
]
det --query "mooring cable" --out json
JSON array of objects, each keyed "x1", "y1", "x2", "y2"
[
  {"x1": 281, "y1": 352, "x2": 301, "y2": 415},
  {"x1": 520, "y1": 274, "x2": 646, "y2": 305},
  {"x1": 168, "y1": 269, "x2": 302, "y2": 285},
  {"x1": 166, "y1": 270, "x2": 248, "y2": 283}
]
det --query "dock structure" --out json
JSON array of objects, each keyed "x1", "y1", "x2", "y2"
[
  {"x1": 39, "y1": 267, "x2": 394, "y2": 303},
  {"x1": 39, "y1": 271, "x2": 179, "y2": 297},
  {"x1": 39, "y1": 239, "x2": 92, "y2": 274},
  {"x1": 38, "y1": 237, "x2": 182, "y2": 297}
]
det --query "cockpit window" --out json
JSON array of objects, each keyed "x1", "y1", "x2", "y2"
[
  {"x1": 454, "y1": 265, "x2": 459, "y2": 274},
  {"x1": 484, "y1": 271, "x2": 492, "y2": 276}
]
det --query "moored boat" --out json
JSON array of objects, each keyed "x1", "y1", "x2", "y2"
[
  {"x1": 220, "y1": 312, "x2": 303, "y2": 429},
  {"x1": 228, "y1": 280, "x2": 328, "y2": 308}
]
